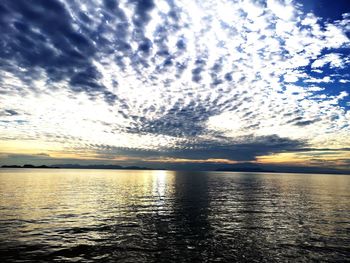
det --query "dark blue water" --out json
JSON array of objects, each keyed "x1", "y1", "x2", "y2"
[{"x1": 0, "y1": 169, "x2": 349, "y2": 262}]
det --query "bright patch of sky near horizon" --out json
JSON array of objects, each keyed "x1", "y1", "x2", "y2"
[{"x1": 0, "y1": 0, "x2": 349, "y2": 168}]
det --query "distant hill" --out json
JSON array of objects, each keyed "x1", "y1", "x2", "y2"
[
  {"x1": 215, "y1": 163, "x2": 350, "y2": 175},
  {"x1": 1, "y1": 164, "x2": 152, "y2": 170},
  {"x1": 1, "y1": 164, "x2": 60, "y2": 169},
  {"x1": 53, "y1": 164, "x2": 152, "y2": 170}
]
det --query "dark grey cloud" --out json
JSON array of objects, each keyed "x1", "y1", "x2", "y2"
[
  {"x1": 0, "y1": 1, "x2": 96, "y2": 87},
  {"x1": 192, "y1": 58, "x2": 207, "y2": 83},
  {"x1": 87, "y1": 134, "x2": 305, "y2": 162},
  {"x1": 131, "y1": 0, "x2": 155, "y2": 27},
  {"x1": 286, "y1": 116, "x2": 321, "y2": 127},
  {"x1": 0, "y1": 109, "x2": 19, "y2": 116},
  {"x1": 0, "y1": 0, "x2": 133, "y2": 104},
  {"x1": 168, "y1": 135, "x2": 305, "y2": 161},
  {"x1": 294, "y1": 119, "x2": 321, "y2": 127},
  {"x1": 128, "y1": 100, "x2": 219, "y2": 137}
]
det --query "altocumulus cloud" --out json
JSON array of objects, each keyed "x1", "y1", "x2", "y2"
[{"x1": 0, "y1": 0, "x2": 349, "y2": 165}]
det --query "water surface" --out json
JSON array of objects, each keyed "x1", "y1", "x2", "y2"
[{"x1": 0, "y1": 169, "x2": 349, "y2": 262}]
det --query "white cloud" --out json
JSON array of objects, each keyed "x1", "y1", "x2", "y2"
[
  {"x1": 267, "y1": 0, "x2": 294, "y2": 20},
  {"x1": 304, "y1": 76, "x2": 333, "y2": 83},
  {"x1": 311, "y1": 53, "x2": 346, "y2": 69}
]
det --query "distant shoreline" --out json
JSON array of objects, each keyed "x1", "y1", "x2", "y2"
[
  {"x1": 1, "y1": 165, "x2": 349, "y2": 175},
  {"x1": 0, "y1": 164, "x2": 152, "y2": 170},
  {"x1": 1, "y1": 165, "x2": 60, "y2": 169}
]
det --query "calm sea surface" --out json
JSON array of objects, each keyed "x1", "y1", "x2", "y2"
[{"x1": 0, "y1": 169, "x2": 349, "y2": 262}]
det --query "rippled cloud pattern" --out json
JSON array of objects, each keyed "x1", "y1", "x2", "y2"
[{"x1": 0, "y1": 0, "x2": 349, "y2": 167}]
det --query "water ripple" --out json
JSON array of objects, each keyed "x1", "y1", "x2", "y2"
[{"x1": 0, "y1": 169, "x2": 349, "y2": 262}]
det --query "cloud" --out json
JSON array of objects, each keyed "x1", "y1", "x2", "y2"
[
  {"x1": 311, "y1": 53, "x2": 347, "y2": 69},
  {"x1": 0, "y1": 0, "x2": 349, "y2": 165},
  {"x1": 0, "y1": 109, "x2": 19, "y2": 116},
  {"x1": 46, "y1": 134, "x2": 302, "y2": 167}
]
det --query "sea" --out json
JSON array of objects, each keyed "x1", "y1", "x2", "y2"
[{"x1": 0, "y1": 169, "x2": 349, "y2": 262}]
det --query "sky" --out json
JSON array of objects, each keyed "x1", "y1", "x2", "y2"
[{"x1": 0, "y1": 0, "x2": 349, "y2": 171}]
